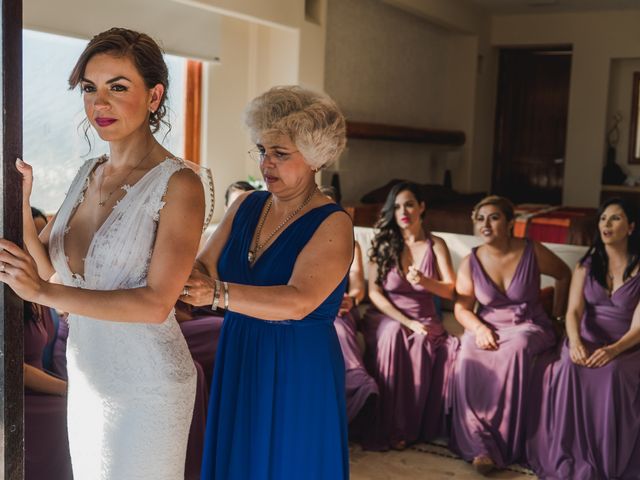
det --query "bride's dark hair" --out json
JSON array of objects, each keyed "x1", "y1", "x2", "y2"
[
  {"x1": 369, "y1": 182, "x2": 425, "y2": 286},
  {"x1": 69, "y1": 28, "x2": 171, "y2": 152}
]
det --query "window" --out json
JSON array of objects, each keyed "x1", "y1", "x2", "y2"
[{"x1": 23, "y1": 29, "x2": 187, "y2": 213}]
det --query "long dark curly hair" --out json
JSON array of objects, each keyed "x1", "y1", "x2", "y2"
[
  {"x1": 580, "y1": 197, "x2": 640, "y2": 289},
  {"x1": 369, "y1": 182, "x2": 426, "y2": 286}
]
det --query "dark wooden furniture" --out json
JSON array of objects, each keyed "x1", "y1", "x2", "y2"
[
  {"x1": 346, "y1": 121, "x2": 465, "y2": 146},
  {"x1": 628, "y1": 72, "x2": 640, "y2": 164},
  {"x1": 601, "y1": 184, "x2": 640, "y2": 210}
]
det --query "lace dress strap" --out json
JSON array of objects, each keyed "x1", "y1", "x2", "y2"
[
  {"x1": 140, "y1": 158, "x2": 190, "y2": 222},
  {"x1": 49, "y1": 157, "x2": 104, "y2": 286}
]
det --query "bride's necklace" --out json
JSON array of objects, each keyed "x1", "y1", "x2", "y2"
[
  {"x1": 248, "y1": 187, "x2": 318, "y2": 264},
  {"x1": 97, "y1": 144, "x2": 156, "y2": 207}
]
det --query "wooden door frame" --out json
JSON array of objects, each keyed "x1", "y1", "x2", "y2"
[{"x1": 1, "y1": 0, "x2": 24, "y2": 477}]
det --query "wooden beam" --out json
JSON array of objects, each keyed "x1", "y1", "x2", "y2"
[
  {"x1": 346, "y1": 120, "x2": 465, "y2": 146},
  {"x1": 0, "y1": 0, "x2": 24, "y2": 478},
  {"x1": 184, "y1": 60, "x2": 202, "y2": 164}
]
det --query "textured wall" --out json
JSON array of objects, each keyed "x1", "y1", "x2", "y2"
[
  {"x1": 324, "y1": 0, "x2": 460, "y2": 204},
  {"x1": 493, "y1": 10, "x2": 640, "y2": 207},
  {"x1": 607, "y1": 58, "x2": 640, "y2": 179}
]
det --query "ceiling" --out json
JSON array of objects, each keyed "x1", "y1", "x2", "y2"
[{"x1": 469, "y1": 0, "x2": 640, "y2": 14}]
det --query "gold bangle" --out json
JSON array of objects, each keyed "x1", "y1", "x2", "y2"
[
  {"x1": 212, "y1": 279, "x2": 221, "y2": 310},
  {"x1": 223, "y1": 281, "x2": 229, "y2": 310}
]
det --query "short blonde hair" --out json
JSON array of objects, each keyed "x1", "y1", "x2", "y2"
[
  {"x1": 472, "y1": 195, "x2": 515, "y2": 222},
  {"x1": 243, "y1": 86, "x2": 347, "y2": 169}
]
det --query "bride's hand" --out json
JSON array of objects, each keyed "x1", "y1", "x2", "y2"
[
  {"x1": 15, "y1": 158, "x2": 34, "y2": 206},
  {"x1": 180, "y1": 268, "x2": 215, "y2": 307},
  {"x1": 0, "y1": 239, "x2": 45, "y2": 303}
]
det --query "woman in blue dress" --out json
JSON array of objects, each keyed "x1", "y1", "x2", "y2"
[{"x1": 182, "y1": 86, "x2": 353, "y2": 479}]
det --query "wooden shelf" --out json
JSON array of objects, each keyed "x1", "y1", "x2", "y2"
[
  {"x1": 601, "y1": 184, "x2": 640, "y2": 193},
  {"x1": 346, "y1": 121, "x2": 465, "y2": 146}
]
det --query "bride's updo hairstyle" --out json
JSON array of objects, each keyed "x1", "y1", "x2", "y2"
[
  {"x1": 68, "y1": 27, "x2": 170, "y2": 134},
  {"x1": 244, "y1": 86, "x2": 347, "y2": 170}
]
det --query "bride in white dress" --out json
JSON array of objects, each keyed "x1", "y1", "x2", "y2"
[{"x1": 0, "y1": 28, "x2": 204, "y2": 479}]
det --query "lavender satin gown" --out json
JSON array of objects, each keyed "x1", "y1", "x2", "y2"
[
  {"x1": 362, "y1": 236, "x2": 459, "y2": 450},
  {"x1": 24, "y1": 303, "x2": 73, "y2": 480},
  {"x1": 334, "y1": 306, "x2": 379, "y2": 423},
  {"x1": 450, "y1": 240, "x2": 556, "y2": 467},
  {"x1": 528, "y1": 259, "x2": 640, "y2": 479},
  {"x1": 176, "y1": 303, "x2": 224, "y2": 480}
]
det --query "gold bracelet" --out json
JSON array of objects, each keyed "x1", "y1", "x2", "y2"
[
  {"x1": 223, "y1": 281, "x2": 229, "y2": 310},
  {"x1": 212, "y1": 279, "x2": 221, "y2": 310}
]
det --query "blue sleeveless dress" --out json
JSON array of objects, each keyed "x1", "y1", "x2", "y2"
[{"x1": 201, "y1": 191, "x2": 350, "y2": 480}]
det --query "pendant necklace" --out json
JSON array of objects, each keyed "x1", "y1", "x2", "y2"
[
  {"x1": 248, "y1": 187, "x2": 318, "y2": 264},
  {"x1": 97, "y1": 143, "x2": 156, "y2": 207}
]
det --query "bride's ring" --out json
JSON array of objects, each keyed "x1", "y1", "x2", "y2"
[{"x1": 182, "y1": 286, "x2": 190, "y2": 296}]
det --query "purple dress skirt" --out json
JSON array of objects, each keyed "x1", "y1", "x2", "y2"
[
  {"x1": 51, "y1": 315, "x2": 69, "y2": 380},
  {"x1": 528, "y1": 260, "x2": 640, "y2": 479},
  {"x1": 362, "y1": 237, "x2": 459, "y2": 450},
  {"x1": 178, "y1": 310, "x2": 225, "y2": 390},
  {"x1": 24, "y1": 304, "x2": 73, "y2": 480},
  {"x1": 334, "y1": 307, "x2": 379, "y2": 423},
  {"x1": 176, "y1": 303, "x2": 224, "y2": 480},
  {"x1": 449, "y1": 240, "x2": 557, "y2": 467},
  {"x1": 185, "y1": 360, "x2": 208, "y2": 480}
]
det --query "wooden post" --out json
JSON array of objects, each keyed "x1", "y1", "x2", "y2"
[
  {"x1": 184, "y1": 60, "x2": 202, "y2": 164},
  {"x1": 0, "y1": 0, "x2": 24, "y2": 478}
]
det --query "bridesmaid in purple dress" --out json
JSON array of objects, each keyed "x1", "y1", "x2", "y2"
[
  {"x1": 362, "y1": 182, "x2": 458, "y2": 451},
  {"x1": 319, "y1": 186, "x2": 379, "y2": 426},
  {"x1": 450, "y1": 195, "x2": 571, "y2": 474},
  {"x1": 336, "y1": 241, "x2": 379, "y2": 425},
  {"x1": 528, "y1": 198, "x2": 640, "y2": 479},
  {"x1": 24, "y1": 302, "x2": 73, "y2": 480}
]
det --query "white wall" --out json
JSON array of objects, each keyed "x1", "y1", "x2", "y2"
[
  {"x1": 492, "y1": 10, "x2": 640, "y2": 207},
  {"x1": 184, "y1": 0, "x2": 328, "y2": 221},
  {"x1": 322, "y1": 2, "x2": 640, "y2": 208},
  {"x1": 201, "y1": 17, "x2": 253, "y2": 223},
  {"x1": 323, "y1": 0, "x2": 488, "y2": 204},
  {"x1": 201, "y1": 15, "x2": 302, "y2": 222},
  {"x1": 607, "y1": 58, "x2": 640, "y2": 178}
]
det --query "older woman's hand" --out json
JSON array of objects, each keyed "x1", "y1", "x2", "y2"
[
  {"x1": 0, "y1": 239, "x2": 45, "y2": 302},
  {"x1": 474, "y1": 323, "x2": 499, "y2": 350},
  {"x1": 181, "y1": 268, "x2": 215, "y2": 307}
]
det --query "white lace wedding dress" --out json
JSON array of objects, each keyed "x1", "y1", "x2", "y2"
[{"x1": 49, "y1": 157, "x2": 197, "y2": 480}]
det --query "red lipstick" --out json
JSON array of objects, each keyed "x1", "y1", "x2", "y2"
[{"x1": 95, "y1": 117, "x2": 117, "y2": 127}]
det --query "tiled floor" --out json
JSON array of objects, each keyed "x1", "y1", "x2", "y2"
[{"x1": 350, "y1": 443, "x2": 536, "y2": 479}]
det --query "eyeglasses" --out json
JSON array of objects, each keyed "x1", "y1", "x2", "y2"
[{"x1": 248, "y1": 147, "x2": 299, "y2": 164}]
